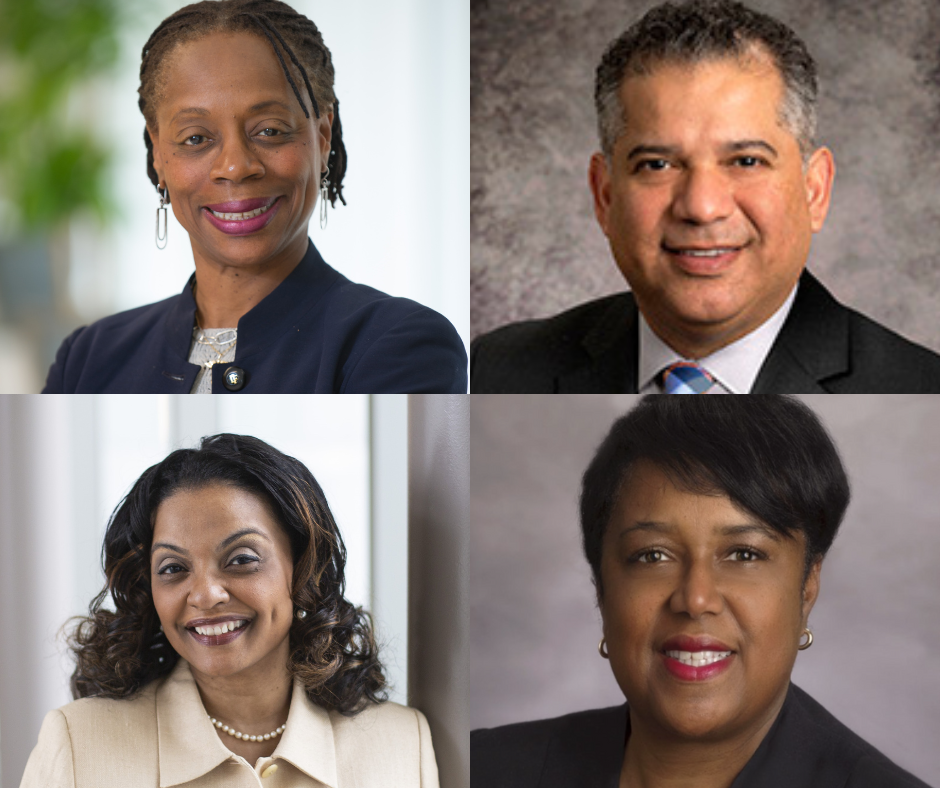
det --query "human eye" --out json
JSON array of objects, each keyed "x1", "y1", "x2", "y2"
[
  {"x1": 728, "y1": 546, "x2": 767, "y2": 562},
  {"x1": 229, "y1": 553, "x2": 260, "y2": 568},
  {"x1": 157, "y1": 563, "x2": 186, "y2": 576},
  {"x1": 182, "y1": 135, "x2": 208, "y2": 147},
  {"x1": 732, "y1": 154, "x2": 766, "y2": 168},
  {"x1": 635, "y1": 158, "x2": 671, "y2": 173},
  {"x1": 257, "y1": 127, "x2": 282, "y2": 137},
  {"x1": 631, "y1": 548, "x2": 670, "y2": 564}
]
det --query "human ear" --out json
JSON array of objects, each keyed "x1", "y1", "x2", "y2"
[
  {"x1": 800, "y1": 559, "x2": 822, "y2": 626},
  {"x1": 317, "y1": 111, "x2": 334, "y2": 166},
  {"x1": 589, "y1": 152, "x2": 614, "y2": 238},
  {"x1": 147, "y1": 125, "x2": 166, "y2": 187},
  {"x1": 804, "y1": 146, "x2": 835, "y2": 233}
]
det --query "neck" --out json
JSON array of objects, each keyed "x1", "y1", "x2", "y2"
[
  {"x1": 620, "y1": 691, "x2": 785, "y2": 788},
  {"x1": 638, "y1": 288, "x2": 794, "y2": 361},
  {"x1": 190, "y1": 643, "x2": 293, "y2": 737},
  {"x1": 643, "y1": 315, "x2": 756, "y2": 360},
  {"x1": 190, "y1": 235, "x2": 307, "y2": 328}
]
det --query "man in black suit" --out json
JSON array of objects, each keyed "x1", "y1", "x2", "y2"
[{"x1": 471, "y1": 1, "x2": 940, "y2": 393}]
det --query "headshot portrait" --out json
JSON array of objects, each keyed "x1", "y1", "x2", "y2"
[
  {"x1": 0, "y1": 0, "x2": 468, "y2": 393},
  {"x1": 470, "y1": 395, "x2": 940, "y2": 786},
  {"x1": 0, "y1": 394, "x2": 468, "y2": 788},
  {"x1": 471, "y1": 0, "x2": 940, "y2": 393}
]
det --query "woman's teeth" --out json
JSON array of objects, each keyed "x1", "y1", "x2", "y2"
[
  {"x1": 194, "y1": 620, "x2": 248, "y2": 636},
  {"x1": 666, "y1": 650, "x2": 732, "y2": 667},
  {"x1": 209, "y1": 201, "x2": 274, "y2": 221}
]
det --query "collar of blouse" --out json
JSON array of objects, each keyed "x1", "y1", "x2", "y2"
[{"x1": 155, "y1": 658, "x2": 337, "y2": 787}]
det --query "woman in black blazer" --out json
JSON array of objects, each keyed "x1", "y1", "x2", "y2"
[
  {"x1": 471, "y1": 397, "x2": 932, "y2": 788},
  {"x1": 42, "y1": 0, "x2": 466, "y2": 394}
]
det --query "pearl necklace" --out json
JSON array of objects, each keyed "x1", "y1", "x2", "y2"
[{"x1": 209, "y1": 715, "x2": 286, "y2": 742}]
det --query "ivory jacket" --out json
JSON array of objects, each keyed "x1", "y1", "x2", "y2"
[{"x1": 20, "y1": 659, "x2": 439, "y2": 788}]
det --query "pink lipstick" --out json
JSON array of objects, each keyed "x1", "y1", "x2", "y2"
[
  {"x1": 184, "y1": 616, "x2": 252, "y2": 647},
  {"x1": 203, "y1": 196, "x2": 281, "y2": 236}
]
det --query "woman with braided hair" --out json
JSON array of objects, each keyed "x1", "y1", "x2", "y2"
[
  {"x1": 42, "y1": 0, "x2": 467, "y2": 394},
  {"x1": 20, "y1": 434, "x2": 440, "y2": 786}
]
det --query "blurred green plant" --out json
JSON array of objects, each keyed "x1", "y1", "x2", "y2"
[{"x1": 0, "y1": 0, "x2": 124, "y2": 232}]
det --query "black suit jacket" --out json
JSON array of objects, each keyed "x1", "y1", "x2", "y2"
[
  {"x1": 470, "y1": 271, "x2": 940, "y2": 393},
  {"x1": 471, "y1": 683, "x2": 932, "y2": 788},
  {"x1": 42, "y1": 239, "x2": 467, "y2": 393}
]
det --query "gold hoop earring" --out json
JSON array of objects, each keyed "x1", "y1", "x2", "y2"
[
  {"x1": 798, "y1": 628, "x2": 813, "y2": 650},
  {"x1": 598, "y1": 637, "x2": 609, "y2": 659}
]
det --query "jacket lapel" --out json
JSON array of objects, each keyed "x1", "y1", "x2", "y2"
[
  {"x1": 556, "y1": 294, "x2": 639, "y2": 393},
  {"x1": 751, "y1": 270, "x2": 849, "y2": 393},
  {"x1": 537, "y1": 705, "x2": 627, "y2": 788},
  {"x1": 156, "y1": 660, "x2": 233, "y2": 787}
]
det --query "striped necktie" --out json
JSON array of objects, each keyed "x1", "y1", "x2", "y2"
[{"x1": 662, "y1": 361, "x2": 715, "y2": 394}]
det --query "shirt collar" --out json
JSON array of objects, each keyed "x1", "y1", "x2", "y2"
[
  {"x1": 638, "y1": 282, "x2": 799, "y2": 394},
  {"x1": 156, "y1": 658, "x2": 338, "y2": 788}
]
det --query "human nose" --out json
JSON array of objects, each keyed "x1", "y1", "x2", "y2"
[
  {"x1": 670, "y1": 166, "x2": 735, "y2": 225},
  {"x1": 669, "y1": 558, "x2": 724, "y2": 619},
  {"x1": 186, "y1": 567, "x2": 230, "y2": 610},
  {"x1": 209, "y1": 133, "x2": 265, "y2": 183}
]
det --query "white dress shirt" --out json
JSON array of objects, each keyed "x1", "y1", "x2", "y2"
[{"x1": 638, "y1": 283, "x2": 799, "y2": 394}]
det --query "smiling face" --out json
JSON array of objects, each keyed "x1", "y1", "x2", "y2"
[
  {"x1": 599, "y1": 461, "x2": 819, "y2": 742},
  {"x1": 150, "y1": 483, "x2": 296, "y2": 683},
  {"x1": 148, "y1": 31, "x2": 332, "y2": 271},
  {"x1": 589, "y1": 53, "x2": 834, "y2": 357}
]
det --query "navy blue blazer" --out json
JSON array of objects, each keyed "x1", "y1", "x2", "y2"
[
  {"x1": 42, "y1": 240, "x2": 467, "y2": 393},
  {"x1": 471, "y1": 684, "x2": 932, "y2": 787}
]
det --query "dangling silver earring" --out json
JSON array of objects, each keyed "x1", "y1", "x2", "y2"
[
  {"x1": 156, "y1": 185, "x2": 169, "y2": 249},
  {"x1": 319, "y1": 165, "x2": 329, "y2": 230}
]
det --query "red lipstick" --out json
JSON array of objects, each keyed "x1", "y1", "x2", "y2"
[{"x1": 660, "y1": 634, "x2": 735, "y2": 682}]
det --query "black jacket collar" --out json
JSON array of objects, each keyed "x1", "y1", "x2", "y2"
[
  {"x1": 555, "y1": 269, "x2": 846, "y2": 394},
  {"x1": 162, "y1": 239, "x2": 340, "y2": 362}
]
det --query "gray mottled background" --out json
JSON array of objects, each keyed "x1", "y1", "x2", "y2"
[
  {"x1": 471, "y1": 0, "x2": 940, "y2": 352},
  {"x1": 470, "y1": 395, "x2": 940, "y2": 785}
]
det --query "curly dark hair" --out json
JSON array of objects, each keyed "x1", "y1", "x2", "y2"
[
  {"x1": 138, "y1": 0, "x2": 347, "y2": 208},
  {"x1": 68, "y1": 434, "x2": 385, "y2": 714}
]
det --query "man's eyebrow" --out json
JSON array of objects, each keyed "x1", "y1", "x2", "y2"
[
  {"x1": 625, "y1": 144, "x2": 681, "y2": 160},
  {"x1": 151, "y1": 528, "x2": 270, "y2": 557},
  {"x1": 617, "y1": 521, "x2": 782, "y2": 541},
  {"x1": 624, "y1": 140, "x2": 779, "y2": 161},
  {"x1": 723, "y1": 139, "x2": 779, "y2": 158}
]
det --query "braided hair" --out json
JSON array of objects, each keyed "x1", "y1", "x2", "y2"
[{"x1": 138, "y1": 0, "x2": 346, "y2": 207}]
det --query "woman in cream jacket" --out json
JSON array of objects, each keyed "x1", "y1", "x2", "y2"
[{"x1": 21, "y1": 434, "x2": 438, "y2": 787}]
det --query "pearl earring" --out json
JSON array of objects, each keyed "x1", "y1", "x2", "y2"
[{"x1": 295, "y1": 609, "x2": 307, "y2": 620}]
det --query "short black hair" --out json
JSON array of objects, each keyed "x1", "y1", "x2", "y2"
[
  {"x1": 580, "y1": 396, "x2": 850, "y2": 596},
  {"x1": 594, "y1": 0, "x2": 819, "y2": 158}
]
